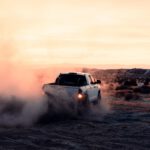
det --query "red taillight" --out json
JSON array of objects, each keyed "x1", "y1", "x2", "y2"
[
  {"x1": 78, "y1": 93, "x2": 83, "y2": 99},
  {"x1": 77, "y1": 89, "x2": 85, "y2": 101}
]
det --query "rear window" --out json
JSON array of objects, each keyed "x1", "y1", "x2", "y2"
[{"x1": 55, "y1": 74, "x2": 87, "y2": 86}]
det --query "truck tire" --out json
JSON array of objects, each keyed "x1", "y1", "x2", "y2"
[
  {"x1": 77, "y1": 95, "x2": 90, "y2": 115},
  {"x1": 93, "y1": 91, "x2": 101, "y2": 105}
]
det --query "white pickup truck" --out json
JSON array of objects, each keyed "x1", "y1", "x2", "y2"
[{"x1": 43, "y1": 72, "x2": 101, "y2": 107}]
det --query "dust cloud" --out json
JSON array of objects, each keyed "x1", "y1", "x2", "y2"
[
  {"x1": 0, "y1": 47, "x2": 112, "y2": 127},
  {"x1": 0, "y1": 62, "x2": 82, "y2": 126},
  {"x1": 0, "y1": 55, "x2": 49, "y2": 127},
  {"x1": 0, "y1": 48, "x2": 83, "y2": 127}
]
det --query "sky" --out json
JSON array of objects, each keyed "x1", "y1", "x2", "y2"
[{"x1": 0, "y1": 0, "x2": 150, "y2": 68}]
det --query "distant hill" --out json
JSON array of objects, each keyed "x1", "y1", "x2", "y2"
[{"x1": 82, "y1": 68, "x2": 150, "y2": 83}]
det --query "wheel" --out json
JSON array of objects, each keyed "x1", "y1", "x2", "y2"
[
  {"x1": 77, "y1": 95, "x2": 90, "y2": 115},
  {"x1": 93, "y1": 91, "x2": 101, "y2": 105}
]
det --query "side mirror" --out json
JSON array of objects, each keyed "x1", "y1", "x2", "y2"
[{"x1": 97, "y1": 80, "x2": 101, "y2": 84}]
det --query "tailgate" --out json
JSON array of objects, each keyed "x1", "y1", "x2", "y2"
[{"x1": 43, "y1": 84, "x2": 79, "y2": 101}]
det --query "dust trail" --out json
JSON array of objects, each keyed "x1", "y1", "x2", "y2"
[
  {"x1": 0, "y1": 47, "x2": 112, "y2": 126},
  {"x1": 0, "y1": 95, "x2": 48, "y2": 127},
  {"x1": 0, "y1": 56, "x2": 50, "y2": 127},
  {"x1": 0, "y1": 48, "x2": 81, "y2": 126},
  {"x1": 0, "y1": 64, "x2": 79, "y2": 127}
]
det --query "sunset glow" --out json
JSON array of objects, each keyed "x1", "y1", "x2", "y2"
[{"x1": 0, "y1": 0, "x2": 150, "y2": 68}]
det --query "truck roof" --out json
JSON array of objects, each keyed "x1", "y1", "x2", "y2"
[{"x1": 59, "y1": 72, "x2": 90, "y2": 76}]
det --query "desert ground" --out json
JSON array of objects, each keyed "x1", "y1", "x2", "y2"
[{"x1": 0, "y1": 93, "x2": 150, "y2": 150}]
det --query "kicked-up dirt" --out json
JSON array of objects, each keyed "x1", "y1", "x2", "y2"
[{"x1": 0, "y1": 96, "x2": 150, "y2": 150}]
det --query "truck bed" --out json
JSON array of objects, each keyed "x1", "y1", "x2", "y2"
[{"x1": 43, "y1": 84, "x2": 80, "y2": 102}]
